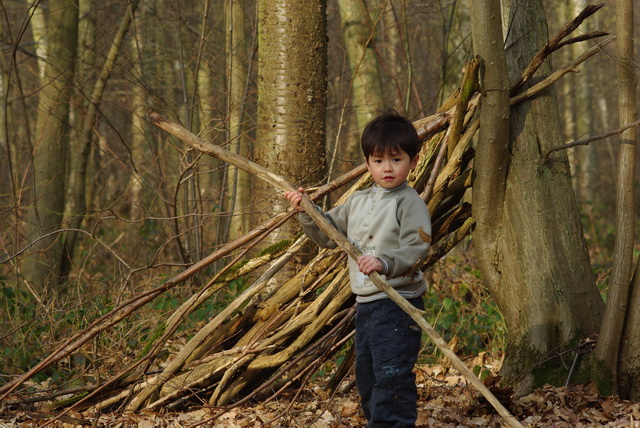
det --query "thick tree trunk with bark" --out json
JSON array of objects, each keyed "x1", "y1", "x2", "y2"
[
  {"x1": 253, "y1": 0, "x2": 327, "y2": 254},
  {"x1": 471, "y1": 0, "x2": 604, "y2": 395}
]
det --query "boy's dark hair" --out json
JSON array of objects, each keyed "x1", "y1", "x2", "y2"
[{"x1": 361, "y1": 108, "x2": 421, "y2": 160}]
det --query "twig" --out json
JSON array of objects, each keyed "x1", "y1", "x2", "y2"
[
  {"x1": 1, "y1": 228, "x2": 129, "y2": 269},
  {"x1": 187, "y1": 309, "x2": 355, "y2": 428},
  {"x1": 543, "y1": 119, "x2": 640, "y2": 161},
  {"x1": 421, "y1": 131, "x2": 449, "y2": 203}
]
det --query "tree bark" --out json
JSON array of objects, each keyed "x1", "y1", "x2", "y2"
[
  {"x1": 223, "y1": 0, "x2": 253, "y2": 241},
  {"x1": 253, "y1": 0, "x2": 327, "y2": 258},
  {"x1": 22, "y1": 0, "x2": 78, "y2": 294},
  {"x1": 472, "y1": 0, "x2": 604, "y2": 395},
  {"x1": 129, "y1": 28, "x2": 146, "y2": 220},
  {"x1": 598, "y1": 0, "x2": 637, "y2": 396},
  {"x1": 63, "y1": 0, "x2": 140, "y2": 277},
  {"x1": 470, "y1": 0, "x2": 511, "y2": 291},
  {"x1": 337, "y1": 0, "x2": 384, "y2": 130}
]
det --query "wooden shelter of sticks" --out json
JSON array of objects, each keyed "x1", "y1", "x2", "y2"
[{"x1": 90, "y1": 73, "x2": 482, "y2": 417}]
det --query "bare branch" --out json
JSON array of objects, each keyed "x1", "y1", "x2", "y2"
[
  {"x1": 510, "y1": 36, "x2": 615, "y2": 107},
  {"x1": 543, "y1": 119, "x2": 640, "y2": 161},
  {"x1": 511, "y1": 3, "x2": 606, "y2": 92}
]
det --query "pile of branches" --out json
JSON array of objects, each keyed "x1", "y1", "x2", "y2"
[
  {"x1": 0, "y1": 81, "x2": 478, "y2": 418},
  {"x1": 0, "y1": 6, "x2": 609, "y2": 424},
  {"x1": 106, "y1": 78, "x2": 479, "y2": 414}
]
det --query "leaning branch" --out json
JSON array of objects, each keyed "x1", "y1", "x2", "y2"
[
  {"x1": 150, "y1": 112, "x2": 524, "y2": 428},
  {"x1": 510, "y1": 36, "x2": 614, "y2": 107},
  {"x1": 511, "y1": 3, "x2": 606, "y2": 92}
]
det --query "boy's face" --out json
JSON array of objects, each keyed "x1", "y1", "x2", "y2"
[{"x1": 365, "y1": 148, "x2": 418, "y2": 189}]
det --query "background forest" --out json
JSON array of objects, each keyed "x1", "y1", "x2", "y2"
[{"x1": 1, "y1": 0, "x2": 640, "y2": 425}]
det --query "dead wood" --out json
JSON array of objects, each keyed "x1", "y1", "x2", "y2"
[
  {"x1": 146, "y1": 104, "x2": 523, "y2": 427},
  {"x1": 510, "y1": 36, "x2": 614, "y2": 107},
  {"x1": 511, "y1": 3, "x2": 607, "y2": 92},
  {"x1": 543, "y1": 118, "x2": 640, "y2": 161}
]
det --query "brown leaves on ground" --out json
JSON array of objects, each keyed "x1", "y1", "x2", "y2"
[{"x1": 2, "y1": 361, "x2": 640, "y2": 428}]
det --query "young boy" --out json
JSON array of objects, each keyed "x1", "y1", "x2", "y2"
[{"x1": 285, "y1": 109, "x2": 431, "y2": 427}]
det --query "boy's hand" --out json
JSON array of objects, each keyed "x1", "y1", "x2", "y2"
[
  {"x1": 357, "y1": 255, "x2": 383, "y2": 275},
  {"x1": 284, "y1": 187, "x2": 306, "y2": 212}
]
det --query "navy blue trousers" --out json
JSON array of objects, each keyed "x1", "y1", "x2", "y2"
[{"x1": 355, "y1": 296, "x2": 423, "y2": 427}]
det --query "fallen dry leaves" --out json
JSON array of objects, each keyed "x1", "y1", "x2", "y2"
[{"x1": 2, "y1": 360, "x2": 640, "y2": 427}]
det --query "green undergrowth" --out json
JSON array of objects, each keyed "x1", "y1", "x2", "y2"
[
  {"x1": 0, "y1": 274, "x2": 243, "y2": 390},
  {"x1": 420, "y1": 244, "x2": 506, "y2": 365}
]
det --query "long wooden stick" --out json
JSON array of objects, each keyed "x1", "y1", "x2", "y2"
[{"x1": 151, "y1": 112, "x2": 524, "y2": 428}]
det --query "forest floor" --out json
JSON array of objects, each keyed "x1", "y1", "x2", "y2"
[{"x1": 2, "y1": 357, "x2": 640, "y2": 428}]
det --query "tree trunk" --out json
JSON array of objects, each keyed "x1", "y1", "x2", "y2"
[
  {"x1": 27, "y1": 1, "x2": 47, "y2": 80},
  {"x1": 224, "y1": 0, "x2": 253, "y2": 241},
  {"x1": 22, "y1": 0, "x2": 78, "y2": 295},
  {"x1": 472, "y1": 0, "x2": 604, "y2": 395},
  {"x1": 620, "y1": 261, "x2": 640, "y2": 399},
  {"x1": 597, "y1": 0, "x2": 636, "y2": 396},
  {"x1": 129, "y1": 28, "x2": 146, "y2": 220},
  {"x1": 337, "y1": 0, "x2": 384, "y2": 143},
  {"x1": 253, "y1": 0, "x2": 327, "y2": 252},
  {"x1": 63, "y1": 0, "x2": 140, "y2": 277},
  {"x1": 197, "y1": 64, "x2": 223, "y2": 224}
]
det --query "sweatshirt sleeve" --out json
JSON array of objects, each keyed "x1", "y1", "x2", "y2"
[
  {"x1": 298, "y1": 200, "x2": 351, "y2": 249},
  {"x1": 378, "y1": 193, "x2": 431, "y2": 278}
]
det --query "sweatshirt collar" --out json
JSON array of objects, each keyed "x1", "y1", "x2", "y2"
[{"x1": 372, "y1": 181, "x2": 409, "y2": 192}]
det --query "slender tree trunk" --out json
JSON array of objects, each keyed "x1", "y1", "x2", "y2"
[
  {"x1": 63, "y1": 0, "x2": 140, "y2": 277},
  {"x1": 472, "y1": 0, "x2": 604, "y2": 395},
  {"x1": 337, "y1": 0, "x2": 384, "y2": 133},
  {"x1": 253, "y1": 0, "x2": 327, "y2": 255},
  {"x1": 594, "y1": 0, "x2": 636, "y2": 395},
  {"x1": 197, "y1": 64, "x2": 222, "y2": 221},
  {"x1": 130, "y1": 29, "x2": 146, "y2": 220},
  {"x1": 28, "y1": 1, "x2": 47, "y2": 80},
  {"x1": 224, "y1": 0, "x2": 253, "y2": 241},
  {"x1": 0, "y1": 63, "x2": 10, "y2": 203},
  {"x1": 23, "y1": 0, "x2": 79, "y2": 295}
]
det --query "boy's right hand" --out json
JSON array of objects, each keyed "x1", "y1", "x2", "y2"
[{"x1": 284, "y1": 187, "x2": 306, "y2": 212}]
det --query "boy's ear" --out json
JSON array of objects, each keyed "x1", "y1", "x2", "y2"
[{"x1": 410, "y1": 155, "x2": 419, "y2": 169}]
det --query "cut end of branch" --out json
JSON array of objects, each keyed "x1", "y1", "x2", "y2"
[{"x1": 149, "y1": 110, "x2": 169, "y2": 125}]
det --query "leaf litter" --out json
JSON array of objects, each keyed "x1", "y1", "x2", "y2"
[{"x1": 2, "y1": 358, "x2": 640, "y2": 427}]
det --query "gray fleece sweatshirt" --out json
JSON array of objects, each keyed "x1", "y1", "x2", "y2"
[{"x1": 299, "y1": 182, "x2": 431, "y2": 303}]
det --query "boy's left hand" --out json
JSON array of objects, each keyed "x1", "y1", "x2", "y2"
[{"x1": 357, "y1": 255, "x2": 383, "y2": 275}]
